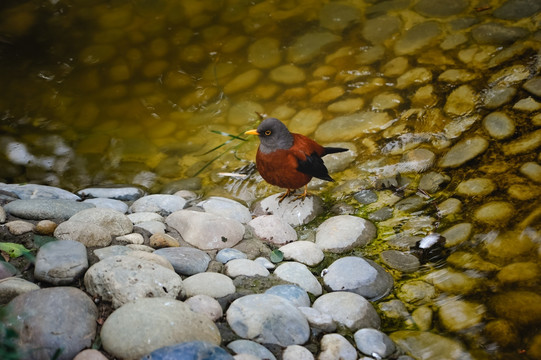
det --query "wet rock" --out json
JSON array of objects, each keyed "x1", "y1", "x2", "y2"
[
  {"x1": 314, "y1": 112, "x2": 393, "y2": 142},
  {"x1": 4, "y1": 199, "x2": 95, "y2": 221},
  {"x1": 7, "y1": 287, "x2": 98, "y2": 360},
  {"x1": 226, "y1": 294, "x2": 310, "y2": 346},
  {"x1": 437, "y1": 198, "x2": 462, "y2": 216},
  {"x1": 399, "y1": 148, "x2": 436, "y2": 173},
  {"x1": 279, "y1": 241, "x2": 324, "y2": 266},
  {"x1": 319, "y1": 2, "x2": 360, "y2": 32},
  {"x1": 484, "y1": 230, "x2": 536, "y2": 259},
  {"x1": 380, "y1": 250, "x2": 420, "y2": 273},
  {"x1": 441, "y1": 223, "x2": 473, "y2": 247},
  {"x1": 252, "y1": 194, "x2": 324, "y2": 227},
  {"x1": 287, "y1": 31, "x2": 341, "y2": 64},
  {"x1": 265, "y1": 284, "x2": 310, "y2": 308},
  {"x1": 274, "y1": 261, "x2": 322, "y2": 295},
  {"x1": 84, "y1": 255, "x2": 183, "y2": 308},
  {"x1": 493, "y1": 0, "x2": 541, "y2": 20},
  {"x1": 482, "y1": 111, "x2": 515, "y2": 139},
  {"x1": 247, "y1": 215, "x2": 297, "y2": 245},
  {"x1": 354, "y1": 328, "x2": 396, "y2": 358},
  {"x1": 0, "y1": 183, "x2": 79, "y2": 200},
  {"x1": 395, "y1": 195, "x2": 426, "y2": 212},
  {"x1": 166, "y1": 210, "x2": 244, "y2": 250},
  {"x1": 368, "y1": 206, "x2": 393, "y2": 222},
  {"x1": 473, "y1": 201, "x2": 515, "y2": 226},
  {"x1": 319, "y1": 333, "x2": 358, "y2": 360},
  {"x1": 372, "y1": 92, "x2": 403, "y2": 110},
  {"x1": 127, "y1": 251, "x2": 174, "y2": 271},
  {"x1": 322, "y1": 256, "x2": 393, "y2": 300},
  {"x1": 34, "y1": 240, "x2": 88, "y2": 285},
  {"x1": 311, "y1": 86, "x2": 345, "y2": 103},
  {"x1": 216, "y1": 248, "x2": 247, "y2": 264},
  {"x1": 102, "y1": 298, "x2": 221, "y2": 359},
  {"x1": 362, "y1": 15, "x2": 401, "y2": 44},
  {"x1": 471, "y1": 22, "x2": 529, "y2": 45},
  {"x1": 54, "y1": 221, "x2": 112, "y2": 247},
  {"x1": 390, "y1": 331, "x2": 472, "y2": 360},
  {"x1": 315, "y1": 215, "x2": 376, "y2": 253},
  {"x1": 489, "y1": 290, "x2": 541, "y2": 327},
  {"x1": 149, "y1": 233, "x2": 179, "y2": 248},
  {"x1": 497, "y1": 262, "x2": 540, "y2": 285},
  {"x1": 396, "y1": 67, "x2": 432, "y2": 89},
  {"x1": 312, "y1": 292, "x2": 380, "y2": 330},
  {"x1": 444, "y1": 85, "x2": 477, "y2": 116},
  {"x1": 502, "y1": 129, "x2": 541, "y2": 155},
  {"x1": 153, "y1": 247, "x2": 210, "y2": 275},
  {"x1": 282, "y1": 345, "x2": 313, "y2": 360},
  {"x1": 520, "y1": 162, "x2": 541, "y2": 183},
  {"x1": 439, "y1": 298, "x2": 486, "y2": 332},
  {"x1": 354, "y1": 189, "x2": 378, "y2": 204},
  {"x1": 414, "y1": 0, "x2": 468, "y2": 17},
  {"x1": 183, "y1": 272, "x2": 236, "y2": 298},
  {"x1": 254, "y1": 256, "x2": 274, "y2": 270},
  {"x1": 482, "y1": 86, "x2": 517, "y2": 109},
  {"x1": 145, "y1": 341, "x2": 233, "y2": 360},
  {"x1": 523, "y1": 76, "x2": 541, "y2": 97},
  {"x1": 129, "y1": 194, "x2": 186, "y2": 216},
  {"x1": 438, "y1": 136, "x2": 489, "y2": 168},
  {"x1": 225, "y1": 258, "x2": 269, "y2": 278},
  {"x1": 396, "y1": 280, "x2": 437, "y2": 305},
  {"x1": 394, "y1": 21, "x2": 441, "y2": 55},
  {"x1": 248, "y1": 37, "x2": 281, "y2": 69},
  {"x1": 513, "y1": 97, "x2": 541, "y2": 111},
  {"x1": 418, "y1": 172, "x2": 451, "y2": 193},
  {"x1": 68, "y1": 207, "x2": 133, "y2": 236},
  {"x1": 197, "y1": 196, "x2": 251, "y2": 224},
  {"x1": 76, "y1": 186, "x2": 145, "y2": 201},
  {"x1": 93, "y1": 245, "x2": 134, "y2": 260},
  {"x1": 227, "y1": 340, "x2": 276, "y2": 360},
  {"x1": 224, "y1": 69, "x2": 262, "y2": 95},
  {"x1": 270, "y1": 64, "x2": 306, "y2": 85},
  {"x1": 456, "y1": 178, "x2": 496, "y2": 197},
  {"x1": 83, "y1": 198, "x2": 128, "y2": 213},
  {"x1": 438, "y1": 69, "x2": 479, "y2": 83},
  {"x1": 0, "y1": 277, "x2": 40, "y2": 304},
  {"x1": 426, "y1": 268, "x2": 482, "y2": 295},
  {"x1": 185, "y1": 294, "x2": 223, "y2": 321}
]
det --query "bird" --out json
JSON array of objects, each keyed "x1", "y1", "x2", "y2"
[{"x1": 244, "y1": 117, "x2": 348, "y2": 202}]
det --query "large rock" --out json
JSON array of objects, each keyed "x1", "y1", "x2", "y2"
[
  {"x1": 84, "y1": 255, "x2": 184, "y2": 308},
  {"x1": 7, "y1": 287, "x2": 98, "y2": 360},
  {"x1": 316, "y1": 215, "x2": 377, "y2": 253},
  {"x1": 226, "y1": 294, "x2": 310, "y2": 346},
  {"x1": 312, "y1": 292, "x2": 380, "y2": 330},
  {"x1": 252, "y1": 194, "x2": 324, "y2": 227},
  {"x1": 390, "y1": 331, "x2": 472, "y2": 360},
  {"x1": 34, "y1": 240, "x2": 88, "y2": 285},
  {"x1": 166, "y1": 210, "x2": 245, "y2": 250},
  {"x1": 101, "y1": 298, "x2": 221, "y2": 359},
  {"x1": 4, "y1": 199, "x2": 95, "y2": 220}
]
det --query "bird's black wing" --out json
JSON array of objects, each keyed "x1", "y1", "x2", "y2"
[{"x1": 297, "y1": 152, "x2": 334, "y2": 182}]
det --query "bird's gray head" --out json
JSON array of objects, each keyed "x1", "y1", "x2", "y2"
[{"x1": 255, "y1": 118, "x2": 294, "y2": 154}]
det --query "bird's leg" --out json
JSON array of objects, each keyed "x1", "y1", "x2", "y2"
[
  {"x1": 278, "y1": 189, "x2": 293, "y2": 203},
  {"x1": 294, "y1": 185, "x2": 308, "y2": 201}
]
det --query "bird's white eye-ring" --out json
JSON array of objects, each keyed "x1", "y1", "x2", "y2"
[{"x1": 264, "y1": 130, "x2": 271, "y2": 136}]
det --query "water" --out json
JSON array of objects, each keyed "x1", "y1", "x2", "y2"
[{"x1": 1, "y1": 0, "x2": 541, "y2": 358}]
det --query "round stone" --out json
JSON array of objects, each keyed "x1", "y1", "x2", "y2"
[
  {"x1": 473, "y1": 201, "x2": 515, "y2": 226},
  {"x1": 482, "y1": 112, "x2": 515, "y2": 139}
]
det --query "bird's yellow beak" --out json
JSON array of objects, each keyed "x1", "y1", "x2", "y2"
[{"x1": 244, "y1": 129, "x2": 259, "y2": 135}]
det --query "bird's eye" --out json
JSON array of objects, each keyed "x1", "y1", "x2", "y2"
[{"x1": 264, "y1": 130, "x2": 271, "y2": 136}]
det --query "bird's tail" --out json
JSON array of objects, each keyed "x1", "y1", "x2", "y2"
[{"x1": 324, "y1": 147, "x2": 348, "y2": 155}]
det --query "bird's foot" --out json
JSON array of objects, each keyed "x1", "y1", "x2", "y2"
[
  {"x1": 278, "y1": 189, "x2": 294, "y2": 203},
  {"x1": 278, "y1": 186, "x2": 308, "y2": 203},
  {"x1": 293, "y1": 186, "x2": 308, "y2": 202}
]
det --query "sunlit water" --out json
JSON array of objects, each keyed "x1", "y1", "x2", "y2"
[{"x1": 1, "y1": 0, "x2": 541, "y2": 359}]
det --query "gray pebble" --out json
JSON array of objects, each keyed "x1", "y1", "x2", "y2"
[
  {"x1": 154, "y1": 247, "x2": 210, "y2": 275},
  {"x1": 354, "y1": 328, "x2": 396, "y2": 358},
  {"x1": 4, "y1": 199, "x2": 94, "y2": 221},
  {"x1": 34, "y1": 240, "x2": 88, "y2": 285}
]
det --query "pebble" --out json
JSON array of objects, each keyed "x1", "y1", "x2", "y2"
[
  {"x1": 354, "y1": 328, "x2": 396, "y2": 358},
  {"x1": 7, "y1": 287, "x2": 98, "y2": 360},
  {"x1": 247, "y1": 215, "x2": 297, "y2": 245},
  {"x1": 513, "y1": 97, "x2": 541, "y2": 111},
  {"x1": 362, "y1": 15, "x2": 401, "y2": 45},
  {"x1": 182, "y1": 272, "x2": 236, "y2": 298},
  {"x1": 114, "y1": 233, "x2": 144, "y2": 245},
  {"x1": 68, "y1": 207, "x2": 133, "y2": 236},
  {"x1": 224, "y1": 69, "x2": 263, "y2": 95},
  {"x1": 320, "y1": 2, "x2": 360, "y2": 32},
  {"x1": 54, "y1": 221, "x2": 113, "y2": 247},
  {"x1": 252, "y1": 194, "x2": 324, "y2": 227},
  {"x1": 0, "y1": 277, "x2": 40, "y2": 304},
  {"x1": 279, "y1": 241, "x2": 324, "y2": 266},
  {"x1": 502, "y1": 129, "x2": 541, "y2": 155},
  {"x1": 390, "y1": 331, "x2": 472, "y2": 360},
  {"x1": 490, "y1": 290, "x2": 541, "y2": 327},
  {"x1": 225, "y1": 258, "x2": 270, "y2": 278},
  {"x1": 154, "y1": 247, "x2": 210, "y2": 275},
  {"x1": 471, "y1": 22, "x2": 528, "y2": 45},
  {"x1": 145, "y1": 341, "x2": 234, "y2": 360},
  {"x1": 6, "y1": 220, "x2": 34, "y2": 235},
  {"x1": 226, "y1": 340, "x2": 276, "y2": 360},
  {"x1": 282, "y1": 345, "x2": 313, "y2": 360},
  {"x1": 414, "y1": 0, "x2": 468, "y2": 17},
  {"x1": 248, "y1": 37, "x2": 281, "y2": 69},
  {"x1": 444, "y1": 85, "x2": 477, "y2": 116},
  {"x1": 73, "y1": 349, "x2": 108, "y2": 360},
  {"x1": 265, "y1": 284, "x2": 311, "y2": 308},
  {"x1": 426, "y1": 268, "x2": 482, "y2": 295},
  {"x1": 438, "y1": 298, "x2": 485, "y2": 332},
  {"x1": 101, "y1": 298, "x2": 221, "y2": 359},
  {"x1": 496, "y1": 262, "x2": 540, "y2": 285},
  {"x1": 84, "y1": 255, "x2": 184, "y2": 308},
  {"x1": 394, "y1": 21, "x2": 441, "y2": 55},
  {"x1": 312, "y1": 291, "x2": 381, "y2": 330},
  {"x1": 316, "y1": 215, "x2": 377, "y2": 253},
  {"x1": 482, "y1": 111, "x2": 515, "y2": 139},
  {"x1": 83, "y1": 198, "x2": 128, "y2": 213},
  {"x1": 149, "y1": 233, "x2": 180, "y2": 248},
  {"x1": 287, "y1": 31, "x2": 341, "y2": 64},
  {"x1": 482, "y1": 86, "x2": 517, "y2": 109},
  {"x1": 127, "y1": 251, "x2": 174, "y2": 271},
  {"x1": 129, "y1": 194, "x2": 187, "y2": 216},
  {"x1": 197, "y1": 196, "x2": 252, "y2": 224},
  {"x1": 455, "y1": 178, "x2": 496, "y2": 197},
  {"x1": 270, "y1": 64, "x2": 306, "y2": 85},
  {"x1": 319, "y1": 333, "x2": 358, "y2": 360},
  {"x1": 322, "y1": 256, "x2": 393, "y2": 300},
  {"x1": 216, "y1": 248, "x2": 247, "y2": 264},
  {"x1": 438, "y1": 136, "x2": 489, "y2": 168},
  {"x1": 128, "y1": 211, "x2": 165, "y2": 224},
  {"x1": 34, "y1": 239, "x2": 88, "y2": 285},
  {"x1": 185, "y1": 294, "x2": 224, "y2": 321},
  {"x1": 397, "y1": 280, "x2": 437, "y2": 305},
  {"x1": 298, "y1": 307, "x2": 336, "y2": 332},
  {"x1": 0, "y1": 183, "x2": 80, "y2": 200},
  {"x1": 76, "y1": 186, "x2": 145, "y2": 201},
  {"x1": 380, "y1": 250, "x2": 420, "y2": 273},
  {"x1": 274, "y1": 261, "x2": 322, "y2": 295},
  {"x1": 396, "y1": 67, "x2": 432, "y2": 89},
  {"x1": 226, "y1": 294, "x2": 310, "y2": 346},
  {"x1": 35, "y1": 219, "x2": 58, "y2": 235},
  {"x1": 314, "y1": 112, "x2": 393, "y2": 142},
  {"x1": 0, "y1": 206, "x2": 5, "y2": 223},
  {"x1": 473, "y1": 201, "x2": 515, "y2": 226},
  {"x1": 4, "y1": 199, "x2": 95, "y2": 221},
  {"x1": 166, "y1": 210, "x2": 245, "y2": 250},
  {"x1": 520, "y1": 161, "x2": 541, "y2": 183},
  {"x1": 441, "y1": 222, "x2": 472, "y2": 247}
]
